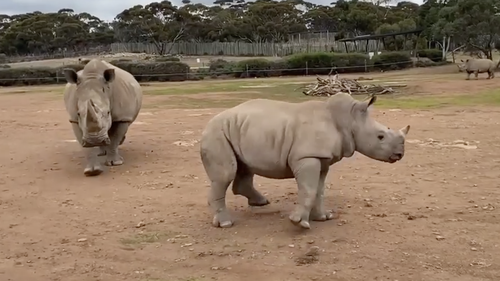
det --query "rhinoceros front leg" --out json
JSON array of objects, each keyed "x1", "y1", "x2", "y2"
[
  {"x1": 104, "y1": 122, "x2": 130, "y2": 166},
  {"x1": 232, "y1": 163, "x2": 269, "y2": 206},
  {"x1": 71, "y1": 123, "x2": 103, "y2": 176},
  {"x1": 310, "y1": 169, "x2": 334, "y2": 222},
  {"x1": 289, "y1": 158, "x2": 321, "y2": 229}
]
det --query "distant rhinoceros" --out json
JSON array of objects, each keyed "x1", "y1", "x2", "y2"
[
  {"x1": 63, "y1": 59, "x2": 142, "y2": 176},
  {"x1": 200, "y1": 93, "x2": 410, "y2": 229},
  {"x1": 458, "y1": 58, "x2": 500, "y2": 79}
]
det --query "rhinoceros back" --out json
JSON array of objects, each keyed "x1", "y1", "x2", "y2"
[
  {"x1": 103, "y1": 61, "x2": 143, "y2": 123},
  {"x1": 466, "y1": 59, "x2": 496, "y2": 72}
]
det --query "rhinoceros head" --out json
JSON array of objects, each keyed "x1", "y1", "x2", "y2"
[
  {"x1": 63, "y1": 68, "x2": 116, "y2": 147},
  {"x1": 457, "y1": 59, "x2": 469, "y2": 72},
  {"x1": 350, "y1": 95, "x2": 410, "y2": 163}
]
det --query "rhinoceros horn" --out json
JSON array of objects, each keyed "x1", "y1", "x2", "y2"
[{"x1": 86, "y1": 100, "x2": 101, "y2": 133}]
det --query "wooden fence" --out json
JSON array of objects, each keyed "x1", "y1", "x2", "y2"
[{"x1": 111, "y1": 40, "x2": 383, "y2": 56}]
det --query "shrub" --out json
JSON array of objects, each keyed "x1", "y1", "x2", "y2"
[
  {"x1": 0, "y1": 60, "x2": 191, "y2": 86},
  {"x1": 234, "y1": 58, "x2": 274, "y2": 78},
  {"x1": 417, "y1": 49, "x2": 443, "y2": 62},
  {"x1": 0, "y1": 53, "x2": 7, "y2": 64},
  {"x1": 285, "y1": 52, "x2": 370, "y2": 75},
  {"x1": 0, "y1": 67, "x2": 58, "y2": 87},
  {"x1": 415, "y1": 59, "x2": 437, "y2": 68},
  {"x1": 372, "y1": 51, "x2": 413, "y2": 71},
  {"x1": 208, "y1": 59, "x2": 237, "y2": 76},
  {"x1": 155, "y1": 56, "x2": 181, "y2": 62},
  {"x1": 110, "y1": 61, "x2": 190, "y2": 82}
]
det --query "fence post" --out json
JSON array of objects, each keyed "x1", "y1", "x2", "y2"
[
  {"x1": 364, "y1": 59, "x2": 367, "y2": 73},
  {"x1": 305, "y1": 61, "x2": 308, "y2": 76},
  {"x1": 246, "y1": 64, "x2": 249, "y2": 77}
]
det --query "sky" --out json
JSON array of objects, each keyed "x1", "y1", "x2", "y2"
[{"x1": 0, "y1": 0, "x2": 424, "y2": 22}]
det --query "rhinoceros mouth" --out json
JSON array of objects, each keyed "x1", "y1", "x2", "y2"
[
  {"x1": 82, "y1": 137, "x2": 110, "y2": 147},
  {"x1": 387, "y1": 153, "x2": 403, "y2": 163}
]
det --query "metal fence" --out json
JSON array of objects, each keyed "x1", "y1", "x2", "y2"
[{"x1": 110, "y1": 40, "x2": 383, "y2": 56}]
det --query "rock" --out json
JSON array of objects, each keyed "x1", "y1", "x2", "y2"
[
  {"x1": 77, "y1": 238, "x2": 87, "y2": 242},
  {"x1": 435, "y1": 236, "x2": 445, "y2": 241}
]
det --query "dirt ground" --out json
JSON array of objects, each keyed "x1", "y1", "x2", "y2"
[{"x1": 1, "y1": 74, "x2": 500, "y2": 281}]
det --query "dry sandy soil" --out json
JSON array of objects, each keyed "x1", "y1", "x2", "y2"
[{"x1": 1, "y1": 70, "x2": 500, "y2": 281}]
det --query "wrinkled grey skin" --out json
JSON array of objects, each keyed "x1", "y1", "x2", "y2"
[
  {"x1": 63, "y1": 59, "x2": 143, "y2": 176},
  {"x1": 457, "y1": 58, "x2": 500, "y2": 80},
  {"x1": 200, "y1": 93, "x2": 410, "y2": 229}
]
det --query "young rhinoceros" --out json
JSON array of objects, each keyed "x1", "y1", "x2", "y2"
[
  {"x1": 458, "y1": 58, "x2": 500, "y2": 80},
  {"x1": 200, "y1": 93, "x2": 410, "y2": 229},
  {"x1": 63, "y1": 59, "x2": 142, "y2": 176}
]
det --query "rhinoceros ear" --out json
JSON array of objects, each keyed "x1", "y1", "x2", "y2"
[
  {"x1": 400, "y1": 125, "x2": 410, "y2": 136},
  {"x1": 63, "y1": 68, "x2": 79, "y2": 84},
  {"x1": 360, "y1": 94, "x2": 377, "y2": 112},
  {"x1": 103, "y1": 69, "x2": 115, "y2": 83}
]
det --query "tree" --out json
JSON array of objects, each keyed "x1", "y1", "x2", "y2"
[
  {"x1": 5, "y1": 0, "x2": 487, "y2": 57},
  {"x1": 432, "y1": 0, "x2": 500, "y2": 59}
]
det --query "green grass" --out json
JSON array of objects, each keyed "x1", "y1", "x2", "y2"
[
  {"x1": 375, "y1": 89, "x2": 500, "y2": 109},
  {"x1": 142, "y1": 78, "x2": 500, "y2": 109},
  {"x1": 119, "y1": 231, "x2": 176, "y2": 246}
]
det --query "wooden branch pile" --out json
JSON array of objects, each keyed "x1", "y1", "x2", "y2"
[{"x1": 302, "y1": 74, "x2": 404, "y2": 97}]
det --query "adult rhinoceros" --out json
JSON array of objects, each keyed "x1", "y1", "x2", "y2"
[
  {"x1": 63, "y1": 59, "x2": 142, "y2": 176},
  {"x1": 458, "y1": 58, "x2": 500, "y2": 80}
]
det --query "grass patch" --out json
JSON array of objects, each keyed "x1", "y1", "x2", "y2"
[
  {"x1": 144, "y1": 79, "x2": 306, "y2": 95},
  {"x1": 120, "y1": 231, "x2": 174, "y2": 246},
  {"x1": 374, "y1": 89, "x2": 500, "y2": 109},
  {"x1": 152, "y1": 88, "x2": 500, "y2": 110}
]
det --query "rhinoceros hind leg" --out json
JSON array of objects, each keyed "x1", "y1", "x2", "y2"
[
  {"x1": 201, "y1": 135, "x2": 237, "y2": 228},
  {"x1": 232, "y1": 162, "x2": 269, "y2": 207},
  {"x1": 105, "y1": 122, "x2": 129, "y2": 166}
]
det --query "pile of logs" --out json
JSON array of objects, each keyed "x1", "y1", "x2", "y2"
[{"x1": 302, "y1": 73, "x2": 406, "y2": 97}]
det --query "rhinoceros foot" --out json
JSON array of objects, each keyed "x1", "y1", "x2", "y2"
[
  {"x1": 248, "y1": 197, "x2": 270, "y2": 207},
  {"x1": 310, "y1": 210, "x2": 335, "y2": 221},
  {"x1": 212, "y1": 211, "x2": 233, "y2": 228},
  {"x1": 105, "y1": 152, "x2": 124, "y2": 166},
  {"x1": 289, "y1": 211, "x2": 311, "y2": 229},
  {"x1": 84, "y1": 165, "x2": 104, "y2": 176}
]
